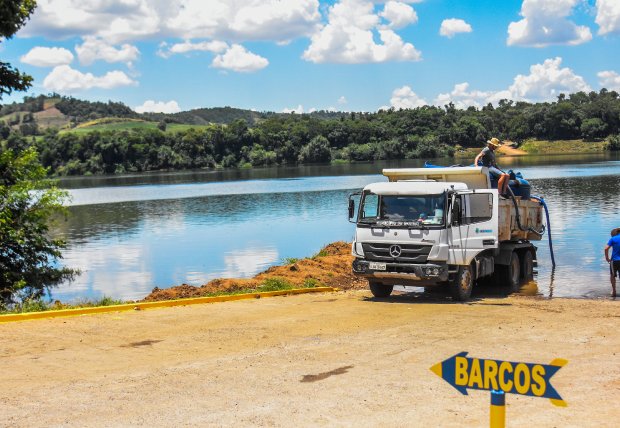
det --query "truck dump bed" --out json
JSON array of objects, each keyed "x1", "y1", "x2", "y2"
[
  {"x1": 498, "y1": 198, "x2": 543, "y2": 241},
  {"x1": 383, "y1": 167, "x2": 544, "y2": 242}
]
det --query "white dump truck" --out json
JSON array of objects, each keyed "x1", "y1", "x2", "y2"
[{"x1": 348, "y1": 166, "x2": 546, "y2": 300}]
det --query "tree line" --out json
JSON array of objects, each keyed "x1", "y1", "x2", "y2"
[
  {"x1": 0, "y1": 89, "x2": 620, "y2": 175},
  {"x1": 2, "y1": 89, "x2": 619, "y2": 176}
]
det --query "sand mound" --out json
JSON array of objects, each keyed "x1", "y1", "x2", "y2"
[{"x1": 143, "y1": 242, "x2": 366, "y2": 301}]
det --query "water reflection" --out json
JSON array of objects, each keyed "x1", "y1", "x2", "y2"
[
  {"x1": 53, "y1": 189, "x2": 355, "y2": 301},
  {"x1": 520, "y1": 175, "x2": 620, "y2": 299},
  {"x1": 53, "y1": 154, "x2": 620, "y2": 302}
]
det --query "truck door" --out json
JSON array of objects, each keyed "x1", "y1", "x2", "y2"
[{"x1": 448, "y1": 190, "x2": 499, "y2": 265}]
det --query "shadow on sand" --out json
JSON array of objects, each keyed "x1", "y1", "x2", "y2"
[{"x1": 362, "y1": 277, "x2": 543, "y2": 305}]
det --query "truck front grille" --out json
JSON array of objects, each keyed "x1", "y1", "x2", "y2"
[{"x1": 361, "y1": 243, "x2": 431, "y2": 263}]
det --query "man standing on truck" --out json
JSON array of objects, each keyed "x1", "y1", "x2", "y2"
[
  {"x1": 604, "y1": 227, "x2": 620, "y2": 298},
  {"x1": 474, "y1": 137, "x2": 510, "y2": 196}
]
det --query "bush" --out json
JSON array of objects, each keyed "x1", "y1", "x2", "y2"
[
  {"x1": 298, "y1": 135, "x2": 332, "y2": 164},
  {"x1": 607, "y1": 134, "x2": 620, "y2": 151},
  {"x1": 0, "y1": 148, "x2": 77, "y2": 309}
]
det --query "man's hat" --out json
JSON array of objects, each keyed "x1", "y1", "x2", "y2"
[{"x1": 487, "y1": 137, "x2": 501, "y2": 147}]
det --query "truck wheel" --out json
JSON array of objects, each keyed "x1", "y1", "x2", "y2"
[
  {"x1": 369, "y1": 281, "x2": 393, "y2": 298},
  {"x1": 520, "y1": 250, "x2": 534, "y2": 280},
  {"x1": 449, "y1": 265, "x2": 473, "y2": 301},
  {"x1": 503, "y1": 252, "x2": 521, "y2": 293}
]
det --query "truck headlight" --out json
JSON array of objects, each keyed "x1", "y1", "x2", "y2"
[
  {"x1": 354, "y1": 242, "x2": 364, "y2": 256},
  {"x1": 352, "y1": 259, "x2": 367, "y2": 272}
]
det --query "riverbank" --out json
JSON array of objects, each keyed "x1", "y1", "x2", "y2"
[
  {"x1": 144, "y1": 242, "x2": 364, "y2": 301},
  {"x1": 454, "y1": 138, "x2": 610, "y2": 160},
  {"x1": 1, "y1": 290, "x2": 618, "y2": 426}
]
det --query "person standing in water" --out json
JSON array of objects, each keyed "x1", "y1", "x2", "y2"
[
  {"x1": 604, "y1": 227, "x2": 620, "y2": 298},
  {"x1": 474, "y1": 137, "x2": 510, "y2": 196}
]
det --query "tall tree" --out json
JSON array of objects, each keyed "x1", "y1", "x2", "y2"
[
  {"x1": 0, "y1": 0, "x2": 37, "y2": 99},
  {"x1": 0, "y1": 148, "x2": 76, "y2": 308}
]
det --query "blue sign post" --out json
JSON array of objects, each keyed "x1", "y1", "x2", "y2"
[{"x1": 430, "y1": 352, "x2": 567, "y2": 426}]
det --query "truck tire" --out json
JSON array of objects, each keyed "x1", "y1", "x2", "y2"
[
  {"x1": 502, "y1": 252, "x2": 521, "y2": 293},
  {"x1": 369, "y1": 281, "x2": 393, "y2": 298},
  {"x1": 520, "y1": 250, "x2": 534, "y2": 280},
  {"x1": 449, "y1": 265, "x2": 473, "y2": 301}
]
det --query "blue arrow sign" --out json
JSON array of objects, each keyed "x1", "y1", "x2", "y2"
[{"x1": 430, "y1": 352, "x2": 567, "y2": 407}]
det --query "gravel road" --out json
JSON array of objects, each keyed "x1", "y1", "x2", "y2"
[{"x1": 1, "y1": 291, "x2": 618, "y2": 427}]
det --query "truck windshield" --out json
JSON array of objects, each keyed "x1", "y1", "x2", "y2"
[{"x1": 359, "y1": 193, "x2": 445, "y2": 226}]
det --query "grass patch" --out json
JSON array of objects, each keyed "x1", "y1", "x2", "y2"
[
  {"x1": 200, "y1": 277, "x2": 319, "y2": 298},
  {"x1": 1, "y1": 295, "x2": 126, "y2": 314},
  {"x1": 312, "y1": 249, "x2": 329, "y2": 259},
  {"x1": 62, "y1": 118, "x2": 211, "y2": 134},
  {"x1": 454, "y1": 139, "x2": 609, "y2": 158},
  {"x1": 302, "y1": 278, "x2": 322, "y2": 288},
  {"x1": 282, "y1": 257, "x2": 300, "y2": 265},
  {"x1": 519, "y1": 139, "x2": 607, "y2": 154}
]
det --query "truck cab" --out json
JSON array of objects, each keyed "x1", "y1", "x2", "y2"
[{"x1": 349, "y1": 167, "x2": 542, "y2": 301}]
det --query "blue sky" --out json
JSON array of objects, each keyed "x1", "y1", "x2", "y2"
[{"x1": 1, "y1": 0, "x2": 619, "y2": 113}]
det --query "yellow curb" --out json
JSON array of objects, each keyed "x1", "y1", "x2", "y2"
[{"x1": 0, "y1": 287, "x2": 336, "y2": 323}]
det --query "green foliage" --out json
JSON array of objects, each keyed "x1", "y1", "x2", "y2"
[
  {"x1": 0, "y1": 0, "x2": 36, "y2": 38},
  {"x1": 0, "y1": 147, "x2": 76, "y2": 309},
  {"x1": 312, "y1": 249, "x2": 329, "y2": 259},
  {"x1": 258, "y1": 277, "x2": 295, "y2": 292},
  {"x1": 302, "y1": 278, "x2": 321, "y2": 288},
  {"x1": 282, "y1": 257, "x2": 300, "y2": 265},
  {"x1": 581, "y1": 118, "x2": 608, "y2": 141},
  {"x1": 607, "y1": 134, "x2": 620, "y2": 151},
  {"x1": 0, "y1": 0, "x2": 37, "y2": 99},
  {"x1": 1, "y1": 295, "x2": 125, "y2": 314},
  {"x1": 56, "y1": 97, "x2": 138, "y2": 123},
  {"x1": 298, "y1": 135, "x2": 332, "y2": 163},
  {"x1": 2, "y1": 89, "x2": 620, "y2": 175}
]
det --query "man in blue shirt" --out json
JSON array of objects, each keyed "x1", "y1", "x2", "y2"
[{"x1": 604, "y1": 227, "x2": 620, "y2": 297}]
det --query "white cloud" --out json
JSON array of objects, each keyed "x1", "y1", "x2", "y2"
[
  {"x1": 211, "y1": 44, "x2": 269, "y2": 73},
  {"x1": 439, "y1": 18, "x2": 472, "y2": 38},
  {"x1": 20, "y1": 46, "x2": 74, "y2": 67},
  {"x1": 389, "y1": 85, "x2": 428, "y2": 109},
  {"x1": 435, "y1": 83, "x2": 509, "y2": 109},
  {"x1": 598, "y1": 71, "x2": 620, "y2": 91},
  {"x1": 379, "y1": 1, "x2": 418, "y2": 29},
  {"x1": 282, "y1": 104, "x2": 305, "y2": 113},
  {"x1": 431, "y1": 57, "x2": 590, "y2": 108},
  {"x1": 134, "y1": 100, "x2": 182, "y2": 114},
  {"x1": 221, "y1": 247, "x2": 279, "y2": 278},
  {"x1": 508, "y1": 57, "x2": 590, "y2": 100},
  {"x1": 21, "y1": 0, "x2": 162, "y2": 43},
  {"x1": 303, "y1": 0, "x2": 421, "y2": 64},
  {"x1": 596, "y1": 0, "x2": 620, "y2": 35},
  {"x1": 158, "y1": 40, "x2": 229, "y2": 58},
  {"x1": 20, "y1": 1, "x2": 321, "y2": 44},
  {"x1": 507, "y1": 0, "x2": 592, "y2": 47},
  {"x1": 42, "y1": 65, "x2": 137, "y2": 92},
  {"x1": 75, "y1": 36, "x2": 139, "y2": 66},
  {"x1": 338, "y1": 96, "x2": 347, "y2": 105},
  {"x1": 164, "y1": 0, "x2": 321, "y2": 42}
]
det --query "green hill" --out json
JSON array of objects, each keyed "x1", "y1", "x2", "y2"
[{"x1": 1, "y1": 95, "x2": 348, "y2": 136}]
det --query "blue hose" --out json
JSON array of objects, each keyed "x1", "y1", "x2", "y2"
[{"x1": 531, "y1": 195, "x2": 556, "y2": 268}]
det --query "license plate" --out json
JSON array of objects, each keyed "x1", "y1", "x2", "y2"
[{"x1": 369, "y1": 262, "x2": 386, "y2": 271}]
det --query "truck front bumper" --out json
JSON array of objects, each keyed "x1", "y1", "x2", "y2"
[{"x1": 352, "y1": 259, "x2": 449, "y2": 286}]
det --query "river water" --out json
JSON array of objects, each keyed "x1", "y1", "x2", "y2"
[{"x1": 53, "y1": 154, "x2": 620, "y2": 302}]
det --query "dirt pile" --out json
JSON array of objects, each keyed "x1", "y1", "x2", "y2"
[{"x1": 144, "y1": 241, "x2": 366, "y2": 301}]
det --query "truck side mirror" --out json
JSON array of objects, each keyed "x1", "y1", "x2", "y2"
[
  {"x1": 452, "y1": 199, "x2": 461, "y2": 226},
  {"x1": 348, "y1": 199, "x2": 355, "y2": 220}
]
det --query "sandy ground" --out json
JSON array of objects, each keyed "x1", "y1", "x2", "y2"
[{"x1": 1, "y1": 291, "x2": 618, "y2": 427}]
